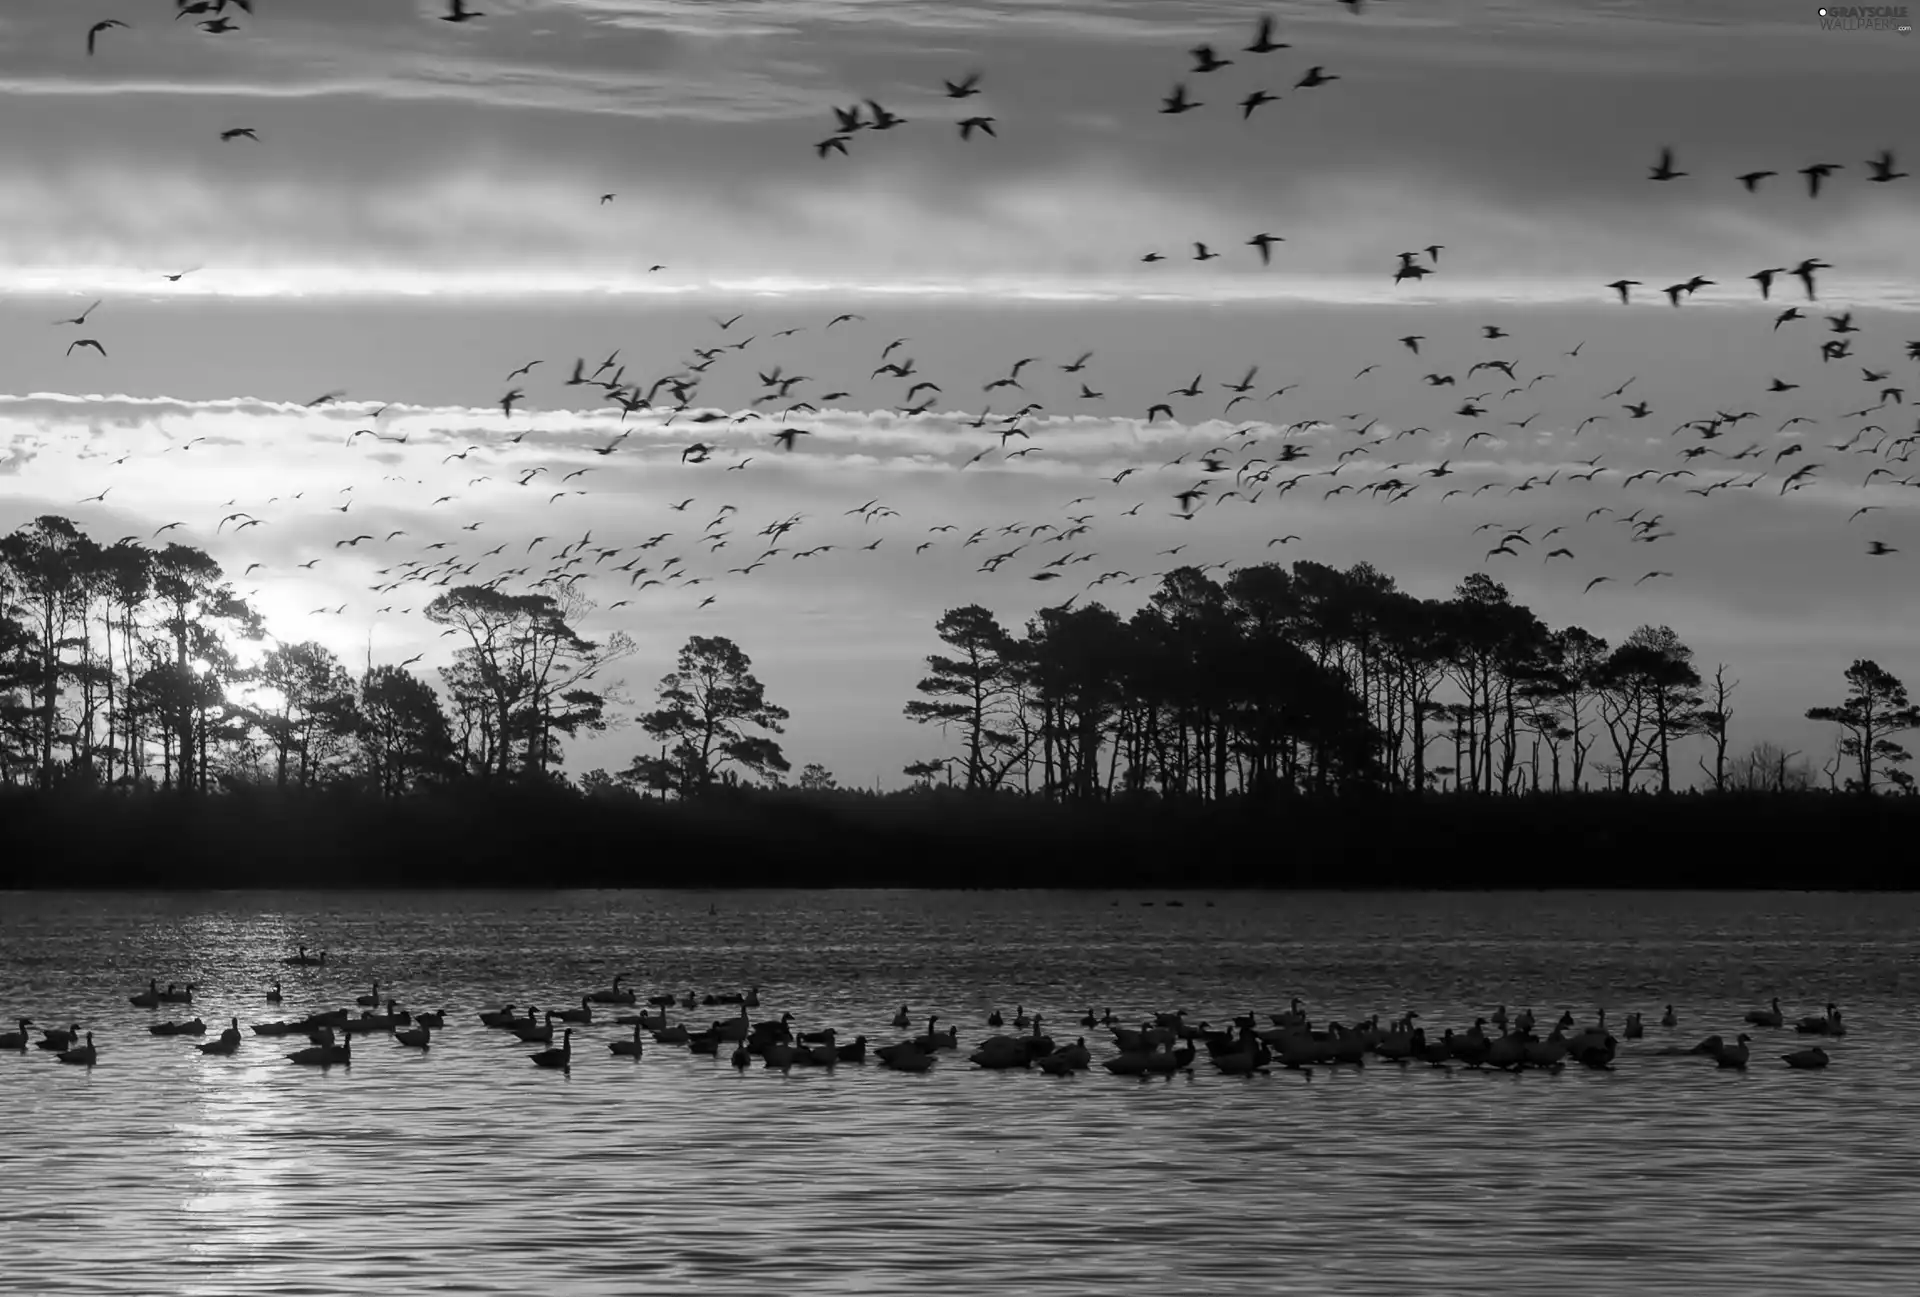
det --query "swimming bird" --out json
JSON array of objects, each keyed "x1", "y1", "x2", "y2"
[
  {"x1": 1713, "y1": 1034, "x2": 1752, "y2": 1069},
  {"x1": 1782, "y1": 1046, "x2": 1830, "y2": 1069},
  {"x1": 530, "y1": 1029, "x2": 574, "y2": 1070},
  {"x1": 57, "y1": 1033, "x2": 98, "y2": 1066},
  {"x1": 1745, "y1": 998, "x2": 1784, "y2": 1028}
]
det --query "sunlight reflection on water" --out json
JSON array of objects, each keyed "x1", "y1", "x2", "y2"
[{"x1": 2, "y1": 888, "x2": 1917, "y2": 1295}]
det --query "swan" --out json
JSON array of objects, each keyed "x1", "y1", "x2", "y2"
[
  {"x1": 0, "y1": 1018, "x2": 31, "y2": 1050},
  {"x1": 265, "y1": 981, "x2": 282, "y2": 1004},
  {"x1": 198, "y1": 1019, "x2": 242, "y2": 1055},
  {"x1": 57, "y1": 1032, "x2": 98, "y2": 1066},
  {"x1": 529, "y1": 1029, "x2": 573, "y2": 1070},
  {"x1": 1782, "y1": 1046, "x2": 1830, "y2": 1069},
  {"x1": 1713, "y1": 1033, "x2": 1752, "y2": 1069},
  {"x1": 1660, "y1": 1004, "x2": 1677, "y2": 1028},
  {"x1": 1745, "y1": 998, "x2": 1784, "y2": 1028},
  {"x1": 394, "y1": 1024, "x2": 431, "y2": 1048},
  {"x1": 609, "y1": 1024, "x2": 644, "y2": 1057}
]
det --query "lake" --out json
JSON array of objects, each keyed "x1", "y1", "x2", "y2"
[{"x1": 2, "y1": 889, "x2": 1916, "y2": 1295}]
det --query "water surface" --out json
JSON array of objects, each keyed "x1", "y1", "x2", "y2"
[{"x1": 2, "y1": 889, "x2": 1915, "y2": 1295}]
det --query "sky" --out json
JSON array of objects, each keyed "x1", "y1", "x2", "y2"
[{"x1": 0, "y1": 0, "x2": 1916, "y2": 786}]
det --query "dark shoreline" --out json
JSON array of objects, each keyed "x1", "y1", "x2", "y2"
[{"x1": 1, "y1": 787, "x2": 1914, "y2": 890}]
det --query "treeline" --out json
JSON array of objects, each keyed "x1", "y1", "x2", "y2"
[
  {"x1": 2, "y1": 514, "x2": 1915, "y2": 819},
  {"x1": 902, "y1": 566, "x2": 1919, "y2": 801}
]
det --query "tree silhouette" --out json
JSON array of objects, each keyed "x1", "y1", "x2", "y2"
[
  {"x1": 357, "y1": 664, "x2": 456, "y2": 796},
  {"x1": 251, "y1": 640, "x2": 358, "y2": 788},
  {"x1": 627, "y1": 635, "x2": 789, "y2": 795},
  {"x1": 798, "y1": 762, "x2": 837, "y2": 791},
  {"x1": 903, "y1": 604, "x2": 1025, "y2": 790},
  {"x1": 1596, "y1": 624, "x2": 1702, "y2": 794},
  {"x1": 1805, "y1": 659, "x2": 1920, "y2": 796}
]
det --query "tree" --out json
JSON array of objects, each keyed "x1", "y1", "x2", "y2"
[
  {"x1": 1596, "y1": 625, "x2": 1701, "y2": 794},
  {"x1": 252, "y1": 641, "x2": 358, "y2": 787},
  {"x1": 357, "y1": 665, "x2": 455, "y2": 796},
  {"x1": 628, "y1": 636, "x2": 789, "y2": 795},
  {"x1": 1694, "y1": 664, "x2": 1737, "y2": 793},
  {"x1": 903, "y1": 605, "x2": 1024, "y2": 791},
  {"x1": 1805, "y1": 659, "x2": 1920, "y2": 796},
  {"x1": 1729, "y1": 740, "x2": 1811, "y2": 794},
  {"x1": 798, "y1": 762, "x2": 837, "y2": 792}
]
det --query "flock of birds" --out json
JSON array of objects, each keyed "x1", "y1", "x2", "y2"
[
  {"x1": 33, "y1": 3, "x2": 1920, "y2": 677},
  {"x1": 2, "y1": 948, "x2": 1849, "y2": 1078}
]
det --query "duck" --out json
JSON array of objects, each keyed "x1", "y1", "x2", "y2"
[
  {"x1": 265, "y1": 981, "x2": 283, "y2": 1004},
  {"x1": 1782, "y1": 1046, "x2": 1830, "y2": 1070},
  {"x1": 129, "y1": 979, "x2": 162, "y2": 1008},
  {"x1": 1660, "y1": 1004, "x2": 1676, "y2": 1028},
  {"x1": 57, "y1": 1032, "x2": 98, "y2": 1066},
  {"x1": 609, "y1": 1024, "x2": 645, "y2": 1057},
  {"x1": 287, "y1": 1038, "x2": 350, "y2": 1066},
  {"x1": 393, "y1": 1023, "x2": 432, "y2": 1048},
  {"x1": 1744, "y1": 998, "x2": 1784, "y2": 1028},
  {"x1": 0, "y1": 1018, "x2": 31, "y2": 1050},
  {"x1": 529, "y1": 1029, "x2": 573, "y2": 1070},
  {"x1": 1713, "y1": 1033, "x2": 1752, "y2": 1069},
  {"x1": 198, "y1": 1019, "x2": 243, "y2": 1055}
]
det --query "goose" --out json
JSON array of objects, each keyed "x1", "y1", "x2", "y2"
[
  {"x1": 282, "y1": 948, "x2": 326, "y2": 967},
  {"x1": 306, "y1": 1026, "x2": 339, "y2": 1048},
  {"x1": 305, "y1": 1009, "x2": 349, "y2": 1028},
  {"x1": 1688, "y1": 1034, "x2": 1725, "y2": 1055},
  {"x1": 1782, "y1": 1046, "x2": 1830, "y2": 1070},
  {"x1": 1623, "y1": 1013, "x2": 1644, "y2": 1039},
  {"x1": 1514, "y1": 1007, "x2": 1535, "y2": 1035},
  {"x1": 288, "y1": 1038, "x2": 351, "y2": 1066},
  {"x1": 878, "y1": 1043, "x2": 934, "y2": 1072},
  {"x1": 752, "y1": 1011, "x2": 795, "y2": 1040},
  {"x1": 743, "y1": 986, "x2": 761, "y2": 1008},
  {"x1": 688, "y1": 1032, "x2": 723, "y2": 1056},
  {"x1": 620, "y1": 1004, "x2": 669, "y2": 1029},
  {"x1": 762, "y1": 1040, "x2": 802, "y2": 1071},
  {"x1": 648, "y1": 993, "x2": 677, "y2": 1010},
  {"x1": 987, "y1": 1009, "x2": 1004, "y2": 1028},
  {"x1": 1037, "y1": 1051, "x2": 1079, "y2": 1076},
  {"x1": 513, "y1": 1012, "x2": 557, "y2": 1044},
  {"x1": 500, "y1": 1007, "x2": 543, "y2": 1032},
  {"x1": 1014, "y1": 1005, "x2": 1030, "y2": 1028},
  {"x1": 415, "y1": 1010, "x2": 446, "y2": 1029},
  {"x1": 969, "y1": 1037, "x2": 1032, "y2": 1069},
  {"x1": 57, "y1": 1032, "x2": 98, "y2": 1066},
  {"x1": 913, "y1": 1018, "x2": 958, "y2": 1051},
  {"x1": 150, "y1": 1018, "x2": 206, "y2": 1036},
  {"x1": 130, "y1": 979, "x2": 162, "y2": 1008},
  {"x1": 609, "y1": 1024, "x2": 645, "y2": 1057},
  {"x1": 587, "y1": 976, "x2": 636, "y2": 1005},
  {"x1": 1051, "y1": 1037, "x2": 1091, "y2": 1070},
  {"x1": 652, "y1": 1022, "x2": 692, "y2": 1045},
  {"x1": 478, "y1": 1005, "x2": 518, "y2": 1028},
  {"x1": 1661, "y1": 1004, "x2": 1677, "y2": 1029},
  {"x1": 1489, "y1": 1004, "x2": 1509, "y2": 1031},
  {"x1": 730, "y1": 1043, "x2": 751, "y2": 1070},
  {"x1": 799, "y1": 1026, "x2": 837, "y2": 1045},
  {"x1": 38, "y1": 1024, "x2": 82, "y2": 1050},
  {"x1": 250, "y1": 1020, "x2": 303, "y2": 1036},
  {"x1": 834, "y1": 1035, "x2": 868, "y2": 1063},
  {"x1": 1744, "y1": 998, "x2": 1784, "y2": 1028},
  {"x1": 1271, "y1": 999, "x2": 1305, "y2": 1029},
  {"x1": 355, "y1": 983, "x2": 382, "y2": 1008},
  {"x1": 554, "y1": 997, "x2": 595, "y2": 1025},
  {"x1": 1713, "y1": 1033, "x2": 1752, "y2": 1069},
  {"x1": 0, "y1": 1018, "x2": 31, "y2": 1050},
  {"x1": 198, "y1": 1019, "x2": 243, "y2": 1055},
  {"x1": 159, "y1": 983, "x2": 194, "y2": 1004},
  {"x1": 393, "y1": 1023, "x2": 431, "y2": 1048},
  {"x1": 529, "y1": 1029, "x2": 573, "y2": 1070},
  {"x1": 1079, "y1": 1008, "x2": 1099, "y2": 1028},
  {"x1": 265, "y1": 981, "x2": 283, "y2": 1004},
  {"x1": 1555, "y1": 1009, "x2": 1575, "y2": 1031},
  {"x1": 1794, "y1": 1003, "x2": 1843, "y2": 1035},
  {"x1": 679, "y1": 990, "x2": 697, "y2": 1010},
  {"x1": 891, "y1": 1004, "x2": 911, "y2": 1028}
]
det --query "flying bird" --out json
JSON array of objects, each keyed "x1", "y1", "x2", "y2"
[
  {"x1": 87, "y1": 19, "x2": 127, "y2": 55},
  {"x1": 220, "y1": 128, "x2": 258, "y2": 142},
  {"x1": 66, "y1": 339, "x2": 106, "y2": 357},
  {"x1": 1648, "y1": 147, "x2": 1685, "y2": 181},
  {"x1": 1799, "y1": 162, "x2": 1842, "y2": 197},
  {"x1": 1245, "y1": 14, "x2": 1289, "y2": 52},
  {"x1": 441, "y1": 0, "x2": 484, "y2": 21}
]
